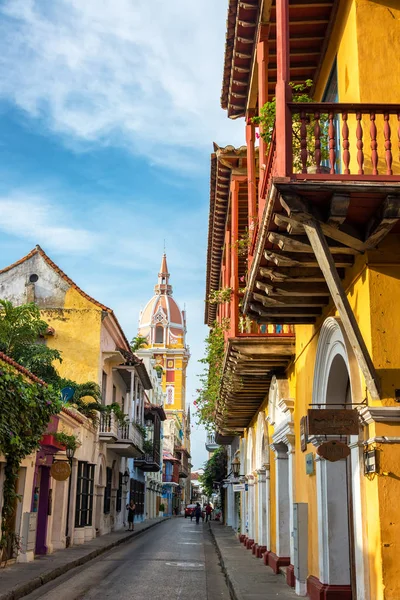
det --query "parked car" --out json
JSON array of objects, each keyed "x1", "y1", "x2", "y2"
[
  {"x1": 184, "y1": 504, "x2": 206, "y2": 519},
  {"x1": 184, "y1": 504, "x2": 196, "y2": 518}
]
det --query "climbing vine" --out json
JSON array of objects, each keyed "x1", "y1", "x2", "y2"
[
  {"x1": 0, "y1": 365, "x2": 61, "y2": 561},
  {"x1": 194, "y1": 320, "x2": 229, "y2": 432}
]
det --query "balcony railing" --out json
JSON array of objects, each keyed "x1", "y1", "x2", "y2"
[
  {"x1": 163, "y1": 472, "x2": 180, "y2": 484},
  {"x1": 288, "y1": 103, "x2": 400, "y2": 179},
  {"x1": 99, "y1": 412, "x2": 118, "y2": 441},
  {"x1": 99, "y1": 413, "x2": 144, "y2": 454},
  {"x1": 205, "y1": 432, "x2": 219, "y2": 453},
  {"x1": 119, "y1": 422, "x2": 144, "y2": 452},
  {"x1": 136, "y1": 442, "x2": 161, "y2": 472}
]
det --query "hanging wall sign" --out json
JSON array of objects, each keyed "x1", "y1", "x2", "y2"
[
  {"x1": 317, "y1": 440, "x2": 350, "y2": 462},
  {"x1": 308, "y1": 409, "x2": 359, "y2": 436},
  {"x1": 232, "y1": 483, "x2": 245, "y2": 492},
  {"x1": 50, "y1": 461, "x2": 71, "y2": 481},
  {"x1": 300, "y1": 416, "x2": 308, "y2": 452}
]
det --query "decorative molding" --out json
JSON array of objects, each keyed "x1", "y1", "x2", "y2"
[
  {"x1": 359, "y1": 406, "x2": 400, "y2": 425},
  {"x1": 272, "y1": 421, "x2": 295, "y2": 450},
  {"x1": 365, "y1": 436, "x2": 400, "y2": 445}
]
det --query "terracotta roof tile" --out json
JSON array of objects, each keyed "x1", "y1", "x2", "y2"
[{"x1": 0, "y1": 351, "x2": 47, "y2": 385}]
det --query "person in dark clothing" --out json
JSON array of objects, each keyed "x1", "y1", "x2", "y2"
[
  {"x1": 194, "y1": 502, "x2": 202, "y2": 524},
  {"x1": 126, "y1": 499, "x2": 136, "y2": 531}
]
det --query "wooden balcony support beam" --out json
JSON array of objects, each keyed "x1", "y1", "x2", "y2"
[
  {"x1": 302, "y1": 218, "x2": 380, "y2": 400},
  {"x1": 364, "y1": 195, "x2": 400, "y2": 249},
  {"x1": 253, "y1": 291, "x2": 327, "y2": 307},
  {"x1": 264, "y1": 249, "x2": 353, "y2": 268},
  {"x1": 260, "y1": 266, "x2": 326, "y2": 282},
  {"x1": 256, "y1": 280, "x2": 329, "y2": 296},
  {"x1": 268, "y1": 231, "x2": 360, "y2": 255}
]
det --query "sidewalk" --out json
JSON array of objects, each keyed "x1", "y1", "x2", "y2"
[
  {"x1": 0, "y1": 517, "x2": 170, "y2": 600},
  {"x1": 210, "y1": 522, "x2": 297, "y2": 600}
]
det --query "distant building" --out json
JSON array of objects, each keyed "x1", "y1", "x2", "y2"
[{"x1": 137, "y1": 254, "x2": 191, "y2": 513}]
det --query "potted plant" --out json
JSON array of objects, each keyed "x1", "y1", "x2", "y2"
[
  {"x1": 252, "y1": 79, "x2": 329, "y2": 173},
  {"x1": 159, "y1": 503, "x2": 165, "y2": 517},
  {"x1": 53, "y1": 431, "x2": 80, "y2": 453}
]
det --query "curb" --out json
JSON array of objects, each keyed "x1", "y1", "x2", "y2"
[
  {"x1": 1, "y1": 517, "x2": 170, "y2": 600},
  {"x1": 208, "y1": 523, "x2": 245, "y2": 600}
]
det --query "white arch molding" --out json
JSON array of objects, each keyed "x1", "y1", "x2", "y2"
[
  {"x1": 239, "y1": 438, "x2": 247, "y2": 536},
  {"x1": 268, "y1": 376, "x2": 295, "y2": 573},
  {"x1": 312, "y1": 317, "x2": 369, "y2": 600},
  {"x1": 246, "y1": 429, "x2": 255, "y2": 540},
  {"x1": 255, "y1": 412, "x2": 270, "y2": 549}
]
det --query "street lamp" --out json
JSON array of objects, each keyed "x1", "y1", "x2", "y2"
[
  {"x1": 65, "y1": 446, "x2": 76, "y2": 547},
  {"x1": 123, "y1": 469, "x2": 130, "y2": 487},
  {"x1": 232, "y1": 456, "x2": 241, "y2": 478},
  {"x1": 66, "y1": 446, "x2": 75, "y2": 464}
]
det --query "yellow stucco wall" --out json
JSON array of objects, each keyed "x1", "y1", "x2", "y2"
[
  {"x1": 43, "y1": 288, "x2": 102, "y2": 384},
  {"x1": 314, "y1": 0, "x2": 400, "y2": 175},
  {"x1": 239, "y1": 235, "x2": 400, "y2": 596}
]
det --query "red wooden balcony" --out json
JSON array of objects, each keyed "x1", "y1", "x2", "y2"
[{"x1": 243, "y1": 101, "x2": 400, "y2": 327}]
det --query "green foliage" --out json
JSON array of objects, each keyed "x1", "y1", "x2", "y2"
[
  {"x1": 103, "y1": 402, "x2": 128, "y2": 426},
  {"x1": 0, "y1": 363, "x2": 61, "y2": 559},
  {"x1": 0, "y1": 300, "x2": 62, "y2": 384},
  {"x1": 130, "y1": 335, "x2": 148, "y2": 352},
  {"x1": 200, "y1": 447, "x2": 227, "y2": 497},
  {"x1": 208, "y1": 287, "x2": 232, "y2": 305},
  {"x1": 133, "y1": 422, "x2": 146, "y2": 437},
  {"x1": 58, "y1": 379, "x2": 102, "y2": 424},
  {"x1": 252, "y1": 80, "x2": 329, "y2": 173},
  {"x1": 143, "y1": 440, "x2": 153, "y2": 454},
  {"x1": 53, "y1": 431, "x2": 79, "y2": 451},
  {"x1": 195, "y1": 320, "x2": 229, "y2": 432},
  {"x1": 159, "y1": 503, "x2": 165, "y2": 512}
]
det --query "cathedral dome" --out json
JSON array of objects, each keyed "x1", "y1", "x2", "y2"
[{"x1": 138, "y1": 254, "x2": 186, "y2": 346}]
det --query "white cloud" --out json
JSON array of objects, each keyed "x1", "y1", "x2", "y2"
[
  {"x1": 0, "y1": 193, "x2": 99, "y2": 253},
  {"x1": 0, "y1": 0, "x2": 244, "y2": 170}
]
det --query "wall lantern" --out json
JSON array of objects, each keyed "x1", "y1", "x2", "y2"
[
  {"x1": 232, "y1": 456, "x2": 241, "y2": 478},
  {"x1": 123, "y1": 470, "x2": 130, "y2": 486},
  {"x1": 364, "y1": 448, "x2": 377, "y2": 475},
  {"x1": 66, "y1": 446, "x2": 75, "y2": 464}
]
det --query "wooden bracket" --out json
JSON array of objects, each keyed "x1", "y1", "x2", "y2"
[{"x1": 303, "y1": 218, "x2": 380, "y2": 400}]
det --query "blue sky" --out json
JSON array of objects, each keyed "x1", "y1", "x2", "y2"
[{"x1": 0, "y1": 0, "x2": 243, "y2": 468}]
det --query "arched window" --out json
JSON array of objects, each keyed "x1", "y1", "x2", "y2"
[{"x1": 155, "y1": 325, "x2": 164, "y2": 344}]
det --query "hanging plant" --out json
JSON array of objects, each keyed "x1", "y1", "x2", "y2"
[{"x1": 208, "y1": 287, "x2": 232, "y2": 305}]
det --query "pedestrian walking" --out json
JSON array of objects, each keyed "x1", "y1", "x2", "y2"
[
  {"x1": 194, "y1": 502, "x2": 202, "y2": 524},
  {"x1": 126, "y1": 499, "x2": 136, "y2": 531},
  {"x1": 205, "y1": 502, "x2": 212, "y2": 522}
]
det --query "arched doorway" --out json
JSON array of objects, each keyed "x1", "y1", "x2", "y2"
[{"x1": 311, "y1": 317, "x2": 368, "y2": 600}]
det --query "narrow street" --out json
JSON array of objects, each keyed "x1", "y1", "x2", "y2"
[{"x1": 22, "y1": 519, "x2": 229, "y2": 600}]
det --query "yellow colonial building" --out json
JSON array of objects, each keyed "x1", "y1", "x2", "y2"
[
  {"x1": 137, "y1": 254, "x2": 191, "y2": 511},
  {"x1": 0, "y1": 245, "x2": 152, "y2": 543},
  {"x1": 205, "y1": 1, "x2": 400, "y2": 599}
]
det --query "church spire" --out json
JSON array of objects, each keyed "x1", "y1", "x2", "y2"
[{"x1": 154, "y1": 253, "x2": 172, "y2": 296}]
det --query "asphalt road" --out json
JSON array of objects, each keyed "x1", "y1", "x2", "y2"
[{"x1": 23, "y1": 518, "x2": 230, "y2": 600}]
